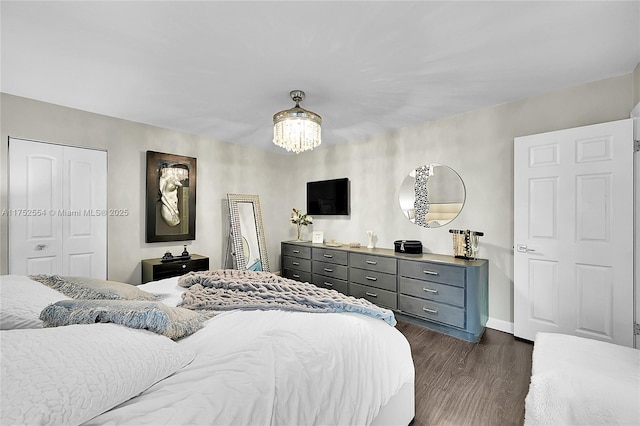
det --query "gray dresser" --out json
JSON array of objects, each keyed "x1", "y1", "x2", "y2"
[{"x1": 281, "y1": 241, "x2": 488, "y2": 342}]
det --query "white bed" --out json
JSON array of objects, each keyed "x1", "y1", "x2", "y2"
[
  {"x1": 0, "y1": 274, "x2": 415, "y2": 425},
  {"x1": 525, "y1": 332, "x2": 640, "y2": 426}
]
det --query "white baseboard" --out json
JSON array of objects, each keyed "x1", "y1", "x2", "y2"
[{"x1": 486, "y1": 317, "x2": 514, "y2": 334}]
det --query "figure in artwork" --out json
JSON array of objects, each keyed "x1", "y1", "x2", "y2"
[{"x1": 159, "y1": 164, "x2": 189, "y2": 227}]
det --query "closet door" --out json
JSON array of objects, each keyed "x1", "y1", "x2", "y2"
[
  {"x1": 9, "y1": 138, "x2": 107, "y2": 278},
  {"x1": 62, "y1": 146, "x2": 107, "y2": 277},
  {"x1": 8, "y1": 140, "x2": 64, "y2": 275},
  {"x1": 514, "y1": 119, "x2": 634, "y2": 347}
]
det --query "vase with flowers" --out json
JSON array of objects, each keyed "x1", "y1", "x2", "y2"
[{"x1": 290, "y1": 208, "x2": 313, "y2": 241}]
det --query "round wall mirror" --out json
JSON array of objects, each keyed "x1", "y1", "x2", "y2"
[{"x1": 399, "y1": 164, "x2": 466, "y2": 228}]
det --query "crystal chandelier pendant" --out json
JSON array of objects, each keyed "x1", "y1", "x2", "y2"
[{"x1": 273, "y1": 90, "x2": 322, "y2": 154}]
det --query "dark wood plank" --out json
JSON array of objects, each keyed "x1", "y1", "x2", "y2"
[{"x1": 396, "y1": 320, "x2": 533, "y2": 426}]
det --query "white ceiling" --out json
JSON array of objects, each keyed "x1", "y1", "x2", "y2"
[{"x1": 2, "y1": 1, "x2": 639, "y2": 152}]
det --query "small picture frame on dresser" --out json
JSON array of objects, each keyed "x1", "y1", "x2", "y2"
[{"x1": 312, "y1": 231, "x2": 324, "y2": 244}]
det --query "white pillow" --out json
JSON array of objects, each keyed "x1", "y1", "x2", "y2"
[
  {"x1": 0, "y1": 275, "x2": 67, "y2": 329},
  {"x1": 138, "y1": 276, "x2": 184, "y2": 307},
  {"x1": 0, "y1": 323, "x2": 195, "y2": 425}
]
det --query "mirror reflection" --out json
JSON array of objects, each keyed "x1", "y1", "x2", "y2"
[
  {"x1": 237, "y1": 202, "x2": 262, "y2": 271},
  {"x1": 227, "y1": 194, "x2": 270, "y2": 272},
  {"x1": 399, "y1": 164, "x2": 465, "y2": 228}
]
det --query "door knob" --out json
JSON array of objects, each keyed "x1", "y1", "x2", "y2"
[{"x1": 516, "y1": 244, "x2": 536, "y2": 253}]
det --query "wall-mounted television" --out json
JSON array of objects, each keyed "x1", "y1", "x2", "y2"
[{"x1": 306, "y1": 178, "x2": 350, "y2": 216}]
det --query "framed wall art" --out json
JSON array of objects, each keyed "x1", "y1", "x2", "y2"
[{"x1": 145, "y1": 151, "x2": 197, "y2": 243}]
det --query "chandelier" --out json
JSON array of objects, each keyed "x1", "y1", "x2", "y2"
[{"x1": 273, "y1": 90, "x2": 322, "y2": 154}]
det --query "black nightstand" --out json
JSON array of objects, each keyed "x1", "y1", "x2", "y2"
[{"x1": 141, "y1": 254, "x2": 209, "y2": 284}]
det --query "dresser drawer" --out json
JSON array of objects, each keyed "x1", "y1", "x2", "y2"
[
  {"x1": 312, "y1": 274, "x2": 348, "y2": 294},
  {"x1": 349, "y1": 267, "x2": 396, "y2": 292},
  {"x1": 398, "y1": 277, "x2": 465, "y2": 308},
  {"x1": 312, "y1": 248, "x2": 348, "y2": 265},
  {"x1": 282, "y1": 256, "x2": 311, "y2": 273},
  {"x1": 350, "y1": 283, "x2": 397, "y2": 310},
  {"x1": 312, "y1": 261, "x2": 348, "y2": 280},
  {"x1": 350, "y1": 253, "x2": 396, "y2": 274},
  {"x1": 399, "y1": 294, "x2": 465, "y2": 328},
  {"x1": 283, "y1": 268, "x2": 311, "y2": 283},
  {"x1": 399, "y1": 277, "x2": 465, "y2": 308},
  {"x1": 399, "y1": 259, "x2": 465, "y2": 287},
  {"x1": 282, "y1": 244, "x2": 311, "y2": 259}
]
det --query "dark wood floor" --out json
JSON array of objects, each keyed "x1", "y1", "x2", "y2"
[{"x1": 396, "y1": 321, "x2": 533, "y2": 426}]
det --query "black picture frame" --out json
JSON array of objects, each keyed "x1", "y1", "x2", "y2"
[{"x1": 145, "y1": 150, "x2": 197, "y2": 243}]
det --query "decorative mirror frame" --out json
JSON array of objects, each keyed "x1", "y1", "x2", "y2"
[
  {"x1": 227, "y1": 194, "x2": 270, "y2": 272},
  {"x1": 398, "y1": 163, "x2": 466, "y2": 229}
]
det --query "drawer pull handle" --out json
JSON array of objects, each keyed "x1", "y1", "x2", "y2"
[
  {"x1": 324, "y1": 282, "x2": 333, "y2": 287},
  {"x1": 292, "y1": 250, "x2": 300, "y2": 254},
  {"x1": 292, "y1": 261, "x2": 300, "y2": 266},
  {"x1": 423, "y1": 287, "x2": 438, "y2": 294},
  {"x1": 423, "y1": 307, "x2": 438, "y2": 314},
  {"x1": 365, "y1": 276, "x2": 378, "y2": 281},
  {"x1": 323, "y1": 254, "x2": 333, "y2": 258},
  {"x1": 365, "y1": 292, "x2": 378, "y2": 298},
  {"x1": 423, "y1": 270, "x2": 439, "y2": 276},
  {"x1": 324, "y1": 268, "x2": 333, "y2": 272},
  {"x1": 293, "y1": 274, "x2": 300, "y2": 278},
  {"x1": 366, "y1": 260, "x2": 378, "y2": 265},
  {"x1": 182, "y1": 264, "x2": 187, "y2": 269}
]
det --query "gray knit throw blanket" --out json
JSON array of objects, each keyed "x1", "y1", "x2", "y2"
[{"x1": 177, "y1": 270, "x2": 396, "y2": 326}]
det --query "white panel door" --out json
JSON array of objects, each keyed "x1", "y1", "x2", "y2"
[
  {"x1": 62, "y1": 147, "x2": 107, "y2": 278},
  {"x1": 9, "y1": 138, "x2": 107, "y2": 278},
  {"x1": 514, "y1": 119, "x2": 634, "y2": 347},
  {"x1": 9, "y1": 140, "x2": 64, "y2": 275}
]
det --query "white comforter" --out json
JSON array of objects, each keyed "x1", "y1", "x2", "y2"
[
  {"x1": 86, "y1": 278, "x2": 414, "y2": 425},
  {"x1": 525, "y1": 332, "x2": 640, "y2": 426}
]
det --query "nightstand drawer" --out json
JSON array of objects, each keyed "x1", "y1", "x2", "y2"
[
  {"x1": 312, "y1": 248, "x2": 348, "y2": 265},
  {"x1": 350, "y1": 253, "x2": 396, "y2": 274},
  {"x1": 312, "y1": 261, "x2": 348, "y2": 280},
  {"x1": 399, "y1": 277, "x2": 465, "y2": 308},
  {"x1": 349, "y1": 267, "x2": 396, "y2": 292},
  {"x1": 312, "y1": 274, "x2": 348, "y2": 294},
  {"x1": 282, "y1": 256, "x2": 311, "y2": 273},
  {"x1": 282, "y1": 244, "x2": 311, "y2": 259},
  {"x1": 141, "y1": 254, "x2": 209, "y2": 284},
  {"x1": 283, "y1": 269, "x2": 311, "y2": 283},
  {"x1": 399, "y1": 294, "x2": 464, "y2": 328},
  {"x1": 350, "y1": 283, "x2": 397, "y2": 310},
  {"x1": 399, "y1": 259, "x2": 465, "y2": 287}
]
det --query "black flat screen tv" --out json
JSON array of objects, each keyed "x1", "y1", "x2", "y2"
[{"x1": 306, "y1": 178, "x2": 350, "y2": 216}]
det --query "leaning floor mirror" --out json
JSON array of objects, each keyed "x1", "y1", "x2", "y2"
[{"x1": 227, "y1": 194, "x2": 270, "y2": 272}]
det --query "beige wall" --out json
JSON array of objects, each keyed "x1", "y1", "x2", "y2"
[
  {"x1": 633, "y1": 63, "x2": 640, "y2": 107},
  {"x1": 290, "y1": 73, "x2": 636, "y2": 327},
  {"x1": 0, "y1": 94, "x2": 295, "y2": 284},
  {"x1": 1, "y1": 71, "x2": 636, "y2": 328}
]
